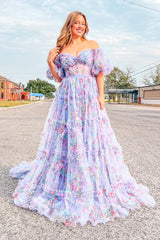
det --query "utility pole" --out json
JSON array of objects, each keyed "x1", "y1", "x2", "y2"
[
  {"x1": 5, "y1": 78, "x2": 6, "y2": 101},
  {"x1": 116, "y1": 71, "x2": 119, "y2": 103},
  {"x1": 30, "y1": 86, "x2": 32, "y2": 101}
]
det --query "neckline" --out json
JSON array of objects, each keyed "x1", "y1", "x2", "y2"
[{"x1": 58, "y1": 47, "x2": 101, "y2": 58}]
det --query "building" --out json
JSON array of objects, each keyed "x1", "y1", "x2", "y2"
[
  {"x1": 135, "y1": 84, "x2": 160, "y2": 105},
  {"x1": 21, "y1": 92, "x2": 30, "y2": 100},
  {"x1": 105, "y1": 85, "x2": 160, "y2": 105},
  {"x1": 0, "y1": 75, "x2": 23, "y2": 101},
  {"x1": 0, "y1": 75, "x2": 46, "y2": 101},
  {"x1": 104, "y1": 89, "x2": 138, "y2": 103},
  {"x1": 30, "y1": 92, "x2": 44, "y2": 100}
]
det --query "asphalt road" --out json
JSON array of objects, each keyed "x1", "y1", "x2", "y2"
[{"x1": 0, "y1": 101, "x2": 159, "y2": 240}]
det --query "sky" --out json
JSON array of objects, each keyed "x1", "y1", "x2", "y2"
[{"x1": 0, "y1": 0, "x2": 160, "y2": 88}]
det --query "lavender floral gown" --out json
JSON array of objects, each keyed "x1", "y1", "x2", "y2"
[{"x1": 9, "y1": 48, "x2": 156, "y2": 227}]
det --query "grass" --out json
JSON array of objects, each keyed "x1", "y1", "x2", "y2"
[{"x1": 0, "y1": 100, "x2": 37, "y2": 107}]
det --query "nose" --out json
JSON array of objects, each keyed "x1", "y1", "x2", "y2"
[{"x1": 77, "y1": 23, "x2": 84, "y2": 28}]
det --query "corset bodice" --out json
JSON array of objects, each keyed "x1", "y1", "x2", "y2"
[{"x1": 55, "y1": 49, "x2": 94, "y2": 78}]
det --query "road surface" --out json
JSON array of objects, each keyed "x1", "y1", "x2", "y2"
[{"x1": 0, "y1": 101, "x2": 159, "y2": 240}]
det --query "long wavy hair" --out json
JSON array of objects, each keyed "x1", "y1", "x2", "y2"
[{"x1": 56, "y1": 11, "x2": 89, "y2": 52}]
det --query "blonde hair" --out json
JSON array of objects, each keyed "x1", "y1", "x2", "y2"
[{"x1": 56, "y1": 11, "x2": 89, "y2": 52}]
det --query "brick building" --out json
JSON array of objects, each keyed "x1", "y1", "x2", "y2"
[
  {"x1": 0, "y1": 75, "x2": 24, "y2": 101},
  {"x1": 21, "y1": 92, "x2": 30, "y2": 100}
]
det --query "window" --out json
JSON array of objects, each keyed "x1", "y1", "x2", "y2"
[
  {"x1": 1, "y1": 92, "x2": 4, "y2": 99},
  {"x1": 1, "y1": 82, "x2": 4, "y2": 89}
]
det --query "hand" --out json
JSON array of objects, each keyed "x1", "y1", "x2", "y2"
[
  {"x1": 47, "y1": 46, "x2": 60, "y2": 62},
  {"x1": 98, "y1": 95, "x2": 105, "y2": 110}
]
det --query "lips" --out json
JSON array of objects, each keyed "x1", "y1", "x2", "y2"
[{"x1": 76, "y1": 29, "x2": 83, "y2": 33}]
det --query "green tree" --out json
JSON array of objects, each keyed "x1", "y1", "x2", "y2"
[
  {"x1": 105, "y1": 67, "x2": 136, "y2": 90},
  {"x1": 143, "y1": 65, "x2": 160, "y2": 86},
  {"x1": 24, "y1": 78, "x2": 56, "y2": 98}
]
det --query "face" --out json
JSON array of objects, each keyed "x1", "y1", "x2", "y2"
[{"x1": 71, "y1": 15, "x2": 86, "y2": 38}]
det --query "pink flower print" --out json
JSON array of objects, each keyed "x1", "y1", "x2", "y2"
[
  {"x1": 70, "y1": 145, "x2": 76, "y2": 154},
  {"x1": 73, "y1": 111, "x2": 78, "y2": 119},
  {"x1": 59, "y1": 128, "x2": 64, "y2": 134},
  {"x1": 65, "y1": 220, "x2": 72, "y2": 227},
  {"x1": 14, "y1": 193, "x2": 18, "y2": 198},
  {"x1": 52, "y1": 162, "x2": 61, "y2": 170},
  {"x1": 44, "y1": 151, "x2": 48, "y2": 156},
  {"x1": 70, "y1": 132, "x2": 74, "y2": 140},
  {"x1": 61, "y1": 216, "x2": 66, "y2": 222},
  {"x1": 111, "y1": 209, "x2": 116, "y2": 217},
  {"x1": 70, "y1": 183, "x2": 77, "y2": 191},
  {"x1": 100, "y1": 212, "x2": 104, "y2": 218},
  {"x1": 109, "y1": 191, "x2": 114, "y2": 198},
  {"x1": 73, "y1": 178, "x2": 78, "y2": 185},
  {"x1": 104, "y1": 158, "x2": 107, "y2": 164},
  {"x1": 97, "y1": 190, "x2": 101, "y2": 196}
]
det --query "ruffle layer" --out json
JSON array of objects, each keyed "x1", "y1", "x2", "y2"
[{"x1": 11, "y1": 175, "x2": 155, "y2": 227}]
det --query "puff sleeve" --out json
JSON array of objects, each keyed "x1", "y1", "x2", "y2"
[
  {"x1": 46, "y1": 57, "x2": 65, "y2": 82},
  {"x1": 91, "y1": 48, "x2": 113, "y2": 76}
]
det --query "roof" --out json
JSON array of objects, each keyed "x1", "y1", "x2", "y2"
[
  {"x1": 0, "y1": 75, "x2": 19, "y2": 86},
  {"x1": 0, "y1": 75, "x2": 8, "y2": 81},
  {"x1": 30, "y1": 93, "x2": 44, "y2": 97},
  {"x1": 135, "y1": 84, "x2": 160, "y2": 89},
  {"x1": 105, "y1": 89, "x2": 137, "y2": 94}
]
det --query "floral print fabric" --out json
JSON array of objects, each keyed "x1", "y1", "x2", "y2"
[{"x1": 9, "y1": 48, "x2": 156, "y2": 227}]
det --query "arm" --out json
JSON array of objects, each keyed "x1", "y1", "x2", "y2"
[
  {"x1": 96, "y1": 72, "x2": 105, "y2": 110},
  {"x1": 96, "y1": 72, "x2": 104, "y2": 97},
  {"x1": 47, "y1": 60, "x2": 62, "y2": 83},
  {"x1": 47, "y1": 47, "x2": 62, "y2": 83}
]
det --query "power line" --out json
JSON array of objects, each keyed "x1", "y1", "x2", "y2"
[
  {"x1": 132, "y1": 63, "x2": 160, "y2": 76},
  {"x1": 121, "y1": 0, "x2": 160, "y2": 14},
  {"x1": 131, "y1": 59, "x2": 160, "y2": 73}
]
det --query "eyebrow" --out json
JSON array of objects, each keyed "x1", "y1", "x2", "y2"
[{"x1": 75, "y1": 20, "x2": 85, "y2": 23}]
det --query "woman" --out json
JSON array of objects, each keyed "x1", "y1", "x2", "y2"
[{"x1": 9, "y1": 11, "x2": 156, "y2": 227}]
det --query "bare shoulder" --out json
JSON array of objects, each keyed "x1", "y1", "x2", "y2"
[{"x1": 87, "y1": 40, "x2": 100, "y2": 49}]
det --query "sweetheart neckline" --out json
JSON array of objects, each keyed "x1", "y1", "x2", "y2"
[{"x1": 57, "y1": 47, "x2": 101, "y2": 58}]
